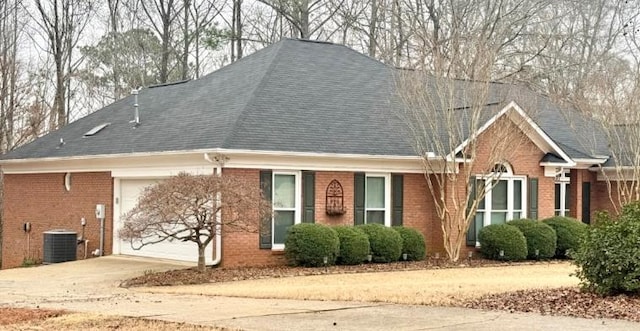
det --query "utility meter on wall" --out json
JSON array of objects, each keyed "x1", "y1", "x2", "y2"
[{"x1": 95, "y1": 204, "x2": 106, "y2": 219}]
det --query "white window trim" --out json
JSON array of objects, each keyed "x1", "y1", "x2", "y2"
[
  {"x1": 555, "y1": 170, "x2": 570, "y2": 216},
  {"x1": 364, "y1": 173, "x2": 392, "y2": 226},
  {"x1": 271, "y1": 171, "x2": 302, "y2": 250},
  {"x1": 476, "y1": 165, "x2": 527, "y2": 228}
]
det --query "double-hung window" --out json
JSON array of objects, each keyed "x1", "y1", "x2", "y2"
[
  {"x1": 554, "y1": 170, "x2": 570, "y2": 216},
  {"x1": 365, "y1": 174, "x2": 391, "y2": 226},
  {"x1": 272, "y1": 172, "x2": 301, "y2": 249}
]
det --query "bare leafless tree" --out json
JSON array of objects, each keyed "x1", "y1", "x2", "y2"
[
  {"x1": 139, "y1": 0, "x2": 181, "y2": 83},
  {"x1": 120, "y1": 172, "x2": 272, "y2": 272},
  {"x1": 32, "y1": 0, "x2": 93, "y2": 130},
  {"x1": 395, "y1": 7, "x2": 546, "y2": 261},
  {"x1": 0, "y1": 0, "x2": 21, "y2": 151},
  {"x1": 189, "y1": 0, "x2": 223, "y2": 76},
  {"x1": 547, "y1": 1, "x2": 640, "y2": 215}
]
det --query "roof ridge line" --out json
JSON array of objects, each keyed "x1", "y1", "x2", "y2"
[{"x1": 220, "y1": 41, "x2": 286, "y2": 148}]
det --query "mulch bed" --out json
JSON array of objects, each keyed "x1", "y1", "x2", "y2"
[
  {"x1": 120, "y1": 258, "x2": 553, "y2": 288},
  {"x1": 464, "y1": 287, "x2": 640, "y2": 322}
]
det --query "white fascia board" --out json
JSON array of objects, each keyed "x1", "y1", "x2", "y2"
[
  {"x1": 221, "y1": 152, "x2": 424, "y2": 173},
  {"x1": 453, "y1": 101, "x2": 576, "y2": 167},
  {"x1": 595, "y1": 167, "x2": 639, "y2": 181},
  {"x1": 0, "y1": 148, "x2": 426, "y2": 174},
  {"x1": 539, "y1": 162, "x2": 572, "y2": 167},
  {"x1": 541, "y1": 158, "x2": 606, "y2": 170},
  {"x1": 573, "y1": 158, "x2": 608, "y2": 164}
]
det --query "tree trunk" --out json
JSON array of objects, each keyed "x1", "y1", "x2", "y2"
[
  {"x1": 197, "y1": 244, "x2": 206, "y2": 272},
  {"x1": 298, "y1": 0, "x2": 309, "y2": 39},
  {"x1": 234, "y1": 0, "x2": 242, "y2": 60},
  {"x1": 160, "y1": 7, "x2": 171, "y2": 83},
  {"x1": 181, "y1": 0, "x2": 190, "y2": 80},
  {"x1": 368, "y1": 0, "x2": 378, "y2": 57},
  {"x1": 108, "y1": 0, "x2": 120, "y2": 99},
  {"x1": 54, "y1": 51, "x2": 66, "y2": 129}
]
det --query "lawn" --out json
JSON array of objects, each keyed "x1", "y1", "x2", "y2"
[{"x1": 138, "y1": 262, "x2": 578, "y2": 306}]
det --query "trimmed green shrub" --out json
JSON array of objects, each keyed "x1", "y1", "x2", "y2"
[
  {"x1": 284, "y1": 223, "x2": 340, "y2": 267},
  {"x1": 507, "y1": 219, "x2": 556, "y2": 259},
  {"x1": 573, "y1": 204, "x2": 640, "y2": 295},
  {"x1": 333, "y1": 226, "x2": 370, "y2": 265},
  {"x1": 621, "y1": 201, "x2": 640, "y2": 219},
  {"x1": 478, "y1": 224, "x2": 527, "y2": 261},
  {"x1": 357, "y1": 224, "x2": 403, "y2": 263},
  {"x1": 393, "y1": 226, "x2": 426, "y2": 261},
  {"x1": 542, "y1": 216, "x2": 588, "y2": 258}
]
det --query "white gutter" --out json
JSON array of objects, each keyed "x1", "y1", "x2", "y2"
[
  {"x1": 204, "y1": 153, "x2": 222, "y2": 267},
  {"x1": 0, "y1": 148, "x2": 422, "y2": 165}
]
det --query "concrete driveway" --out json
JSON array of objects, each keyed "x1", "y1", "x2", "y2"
[
  {"x1": 1, "y1": 256, "x2": 640, "y2": 330},
  {"x1": 0, "y1": 255, "x2": 191, "y2": 304}
]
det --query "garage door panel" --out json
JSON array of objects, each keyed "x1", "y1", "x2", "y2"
[{"x1": 116, "y1": 179, "x2": 213, "y2": 263}]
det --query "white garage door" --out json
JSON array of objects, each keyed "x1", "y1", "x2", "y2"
[{"x1": 115, "y1": 179, "x2": 213, "y2": 263}]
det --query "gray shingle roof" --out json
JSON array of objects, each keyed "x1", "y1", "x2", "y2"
[
  {"x1": 0, "y1": 38, "x2": 609, "y2": 163},
  {"x1": 2, "y1": 39, "x2": 415, "y2": 160}
]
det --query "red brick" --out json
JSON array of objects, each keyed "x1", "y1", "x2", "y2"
[{"x1": 2, "y1": 172, "x2": 113, "y2": 269}]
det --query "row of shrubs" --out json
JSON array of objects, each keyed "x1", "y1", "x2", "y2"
[
  {"x1": 284, "y1": 223, "x2": 426, "y2": 267},
  {"x1": 478, "y1": 216, "x2": 588, "y2": 261}
]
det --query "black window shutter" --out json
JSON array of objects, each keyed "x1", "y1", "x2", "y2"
[
  {"x1": 302, "y1": 171, "x2": 315, "y2": 223},
  {"x1": 466, "y1": 177, "x2": 477, "y2": 246},
  {"x1": 529, "y1": 177, "x2": 539, "y2": 220},
  {"x1": 582, "y1": 182, "x2": 591, "y2": 224},
  {"x1": 391, "y1": 174, "x2": 403, "y2": 226},
  {"x1": 259, "y1": 170, "x2": 273, "y2": 249},
  {"x1": 354, "y1": 172, "x2": 365, "y2": 225}
]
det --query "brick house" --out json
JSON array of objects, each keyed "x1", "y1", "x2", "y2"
[{"x1": 0, "y1": 39, "x2": 616, "y2": 269}]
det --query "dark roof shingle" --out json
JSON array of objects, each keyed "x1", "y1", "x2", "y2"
[{"x1": 1, "y1": 38, "x2": 608, "y2": 162}]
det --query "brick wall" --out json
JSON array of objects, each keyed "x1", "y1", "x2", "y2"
[
  {"x1": 220, "y1": 168, "x2": 285, "y2": 267},
  {"x1": 2, "y1": 172, "x2": 113, "y2": 269},
  {"x1": 403, "y1": 173, "x2": 442, "y2": 257},
  {"x1": 592, "y1": 180, "x2": 637, "y2": 219},
  {"x1": 219, "y1": 168, "x2": 438, "y2": 267},
  {"x1": 314, "y1": 171, "x2": 354, "y2": 225}
]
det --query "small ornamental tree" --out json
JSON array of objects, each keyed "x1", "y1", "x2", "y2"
[{"x1": 119, "y1": 172, "x2": 272, "y2": 272}]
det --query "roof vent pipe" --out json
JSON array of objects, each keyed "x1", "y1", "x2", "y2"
[{"x1": 132, "y1": 89, "x2": 140, "y2": 126}]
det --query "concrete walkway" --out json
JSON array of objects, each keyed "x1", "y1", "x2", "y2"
[{"x1": 1, "y1": 256, "x2": 639, "y2": 330}]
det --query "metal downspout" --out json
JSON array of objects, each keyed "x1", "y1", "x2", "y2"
[{"x1": 204, "y1": 153, "x2": 223, "y2": 267}]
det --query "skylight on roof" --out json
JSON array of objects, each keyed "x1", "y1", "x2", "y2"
[{"x1": 84, "y1": 123, "x2": 110, "y2": 137}]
